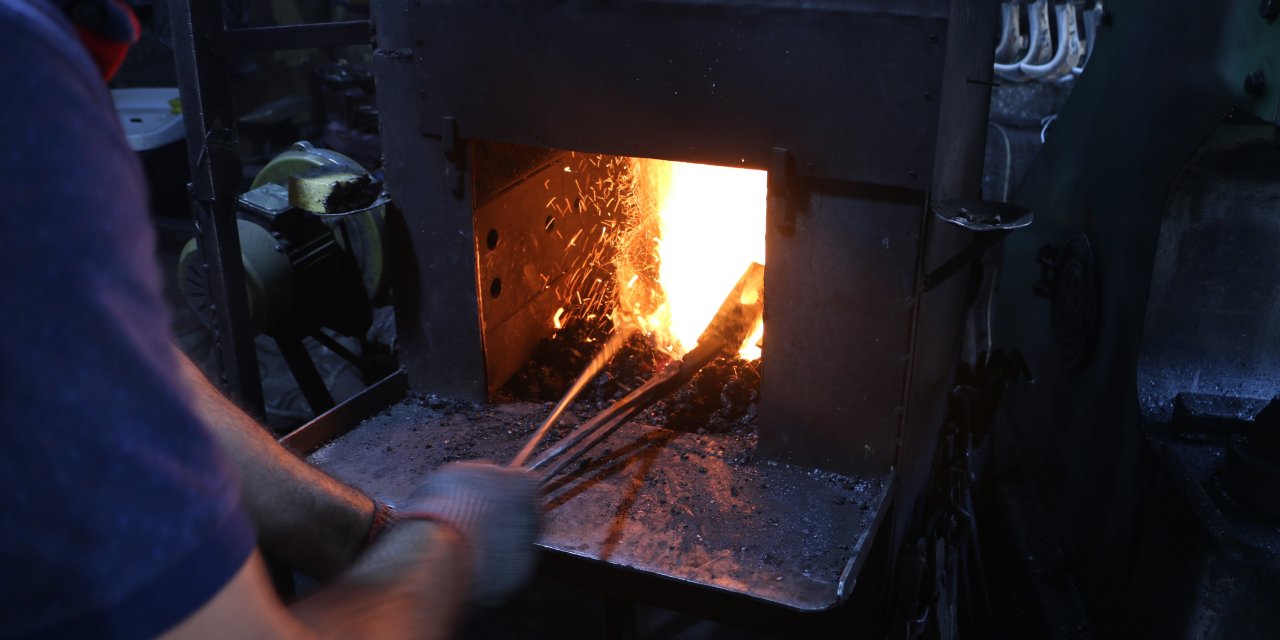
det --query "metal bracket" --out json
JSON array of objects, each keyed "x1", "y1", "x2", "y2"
[
  {"x1": 768, "y1": 147, "x2": 795, "y2": 237},
  {"x1": 922, "y1": 200, "x2": 1032, "y2": 292},
  {"x1": 207, "y1": 20, "x2": 372, "y2": 56}
]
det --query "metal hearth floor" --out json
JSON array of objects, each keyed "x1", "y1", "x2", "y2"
[{"x1": 308, "y1": 396, "x2": 891, "y2": 611}]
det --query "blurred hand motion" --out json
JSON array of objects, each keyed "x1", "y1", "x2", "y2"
[{"x1": 403, "y1": 461, "x2": 543, "y2": 602}]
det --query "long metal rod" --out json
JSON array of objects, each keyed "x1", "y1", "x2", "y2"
[
  {"x1": 537, "y1": 413, "x2": 633, "y2": 480},
  {"x1": 532, "y1": 341, "x2": 723, "y2": 480},
  {"x1": 510, "y1": 324, "x2": 638, "y2": 468},
  {"x1": 528, "y1": 359, "x2": 681, "y2": 474},
  {"x1": 529, "y1": 335, "x2": 732, "y2": 481},
  {"x1": 171, "y1": 0, "x2": 265, "y2": 416},
  {"x1": 208, "y1": 20, "x2": 372, "y2": 55},
  {"x1": 528, "y1": 262, "x2": 765, "y2": 480}
]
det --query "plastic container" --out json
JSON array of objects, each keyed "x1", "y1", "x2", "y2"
[{"x1": 111, "y1": 87, "x2": 184, "y2": 152}]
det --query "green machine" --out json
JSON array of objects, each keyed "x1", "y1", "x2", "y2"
[{"x1": 179, "y1": 142, "x2": 388, "y2": 412}]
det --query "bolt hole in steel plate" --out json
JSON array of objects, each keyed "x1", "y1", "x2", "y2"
[
  {"x1": 1052, "y1": 232, "x2": 1098, "y2": 371},
  {"x1": 490, "y1": 277, "x2": 503, "y2": 298},
  {"x1": 486, "y1": 228, "x2": 499, "y2": 250}
]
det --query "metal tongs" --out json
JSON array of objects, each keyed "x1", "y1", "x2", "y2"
[{"x1": 510, "y1": 263, "x2": 765, "y2": 482}]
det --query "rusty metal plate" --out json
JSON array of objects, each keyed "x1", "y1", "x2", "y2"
[
  {"x1": 474, "y1": 151, "x2": 625, "y2": 397},
  {"x1": 401, "y1": 0, "x2": 949, "y2": 189},
  {"x1": 308, "y1": 397, "x2": 892, "y2": 611}
]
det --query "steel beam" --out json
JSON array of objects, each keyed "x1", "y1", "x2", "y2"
[{"x1": 170, "y1": 0, "x2": 265, "y2": 416}]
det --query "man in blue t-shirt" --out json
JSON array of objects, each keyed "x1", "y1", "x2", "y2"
[{"x1": 0, "y1": 2, "x2": 541, "y2": 637}]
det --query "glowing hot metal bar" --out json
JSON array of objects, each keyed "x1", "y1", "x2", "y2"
[
  {"x1": 509, "y1": 323, "x2": 638, "y2": 468},
  {"x1": 523, "y1": 262, "x2": 765, "y2": 480}
]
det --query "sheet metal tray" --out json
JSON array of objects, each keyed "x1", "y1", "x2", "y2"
[{"x1": 307, "y1": 395, "x2": 892, "y2": 611}]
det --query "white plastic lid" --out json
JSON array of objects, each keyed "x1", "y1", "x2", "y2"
[{"x1": 111, "y1": 87, "x2": 184, "y2": 151}]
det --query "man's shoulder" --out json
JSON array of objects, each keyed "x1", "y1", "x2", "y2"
[
  {"x1": 0, "y1": 0, "x2": 102, "y2": 78},
  {"x1": 0, "y1": 0, "x2": 123, "y2": 158},
  {"x1": 0, "y1": 2, "x2": 257, "y2": 636}
]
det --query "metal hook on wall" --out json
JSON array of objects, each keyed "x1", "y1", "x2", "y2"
[
  {"x1": 1021, "y1": 2, "x2": 1084, "y2": 82},
  {"x1": 994, "y1": 0, "x2": 1054, "y2": 82}
]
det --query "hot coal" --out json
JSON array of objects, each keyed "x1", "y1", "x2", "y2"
[
  {"x1": 499, "y1": 319, "x2": 761, "y2": 433},
  {"x1": 651, "y1": 356, "x2": 760, "y2": 433},
  {"x1": 500, "y1": 321, "x2": 623, "y2": 401}
]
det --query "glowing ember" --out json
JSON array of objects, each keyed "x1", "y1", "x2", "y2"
[
  {"x1": 540, "y1": 152, "x2": 766, "y2": 361},
  {"x1": 626, "y1": 160, "x2": 767, "y2": 359}
]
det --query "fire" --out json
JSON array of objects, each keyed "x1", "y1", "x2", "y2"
[
  {"x1": 629, "y1": 160, "x2": 767, "y2": 359},
  {"x1": 546, "y1": 153, "x2": 767, "y2": 360}
]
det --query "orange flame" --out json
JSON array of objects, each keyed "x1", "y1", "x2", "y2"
[{"x1": 620, "y1": 160, "x2": 767, "y2": 359}]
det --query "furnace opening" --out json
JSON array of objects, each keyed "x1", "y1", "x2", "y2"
[
  {"x1": 613, "y1": 158, "x2": 767, "y2": 360},
  {"x1": 475, "y1": 143, "x2": 767, "y2": 433}
]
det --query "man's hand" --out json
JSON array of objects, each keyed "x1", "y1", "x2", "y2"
[
  {"x1": 164, "y1": 459, "x2": 540, "y2": 640},
  {"x1": 399, "y1": 462, "x2": 542, "y2": 602}
]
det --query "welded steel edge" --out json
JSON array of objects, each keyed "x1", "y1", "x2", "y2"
[
  {"x1": 280, "y1": 369, "x2": 408, "y2": 455},
  {"x1": 536, "y1": 459, "x2": 896, "y2": 613},
  {"x1": 836, "y1": 471, "x2": 896, "y2": 602}
]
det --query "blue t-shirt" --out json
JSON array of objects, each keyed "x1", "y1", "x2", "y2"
[{"x1": 0, "y1": 1, "x2": 254, "y2": 637}]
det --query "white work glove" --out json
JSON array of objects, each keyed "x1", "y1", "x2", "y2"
[{"x1": 400, "y1": 461, "x2": 542, "y2": 603}]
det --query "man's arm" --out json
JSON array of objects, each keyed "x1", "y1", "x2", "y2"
[
  {"x1": 173, "y1": 351, "x2": 540, "y2": 638},
  {"x1": 165, "y1": 523, "x2": 470, "y2": 640},
  {"x1": 177, "y1": 351, "x2": 374, "y2": 579}
]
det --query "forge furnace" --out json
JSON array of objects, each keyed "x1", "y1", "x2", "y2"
[
  {"x1": 343, "y1": 0, "x2": 999, "y2": 615},
  {"x1": 376, "y1": 0, "x2": 994, "y2": 474}
]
